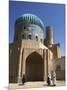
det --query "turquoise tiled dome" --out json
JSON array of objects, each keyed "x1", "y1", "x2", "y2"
[{"x1": 15, "y1": 14, "x2": 44, "y2": 29}]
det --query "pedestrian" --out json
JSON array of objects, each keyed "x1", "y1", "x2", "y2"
[
  {"x1": 22, "y1": 74, "x2": 25, "y2": 85},
  {"x1": 47, "y1": 72, "x2": 51, "y2": 86},
  {"x1": 51, "y1": 71, "x2": 56, "y2": 86},
  {"x1": 53, "y1": 71, "x2": 56, "y2": 86}
]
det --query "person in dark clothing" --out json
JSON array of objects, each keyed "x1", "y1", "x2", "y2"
[
  {"x1": 22, "y1": 74, "x2": 25, "y2": 85},
  {"x1": 47, "y1": 77, "x2": 50, "y2": 86}
]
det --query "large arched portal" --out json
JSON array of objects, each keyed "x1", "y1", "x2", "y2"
[{"x1": 25, "y1": 52, "x2": 44, "y2": 81}]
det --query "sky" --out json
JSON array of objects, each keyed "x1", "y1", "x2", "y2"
[{"x1": 9, "y1": 1, "x2": 65, "y2": 56}]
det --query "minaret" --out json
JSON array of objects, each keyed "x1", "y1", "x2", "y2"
[{"x1": 44, "y1": 26, "x2": 54, "y2": 47}]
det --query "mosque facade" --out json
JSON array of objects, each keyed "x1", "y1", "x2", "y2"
[{"x1": 9, "y1": 14, "x2": 65, "y2": 83}]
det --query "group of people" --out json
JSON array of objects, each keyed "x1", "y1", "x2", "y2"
[
  {"x1": 21, "y1": 71, "x2": 56, "y2": 86},
  {"x1": 47, "y1": 71, "x2": 56, "y2": 86}
]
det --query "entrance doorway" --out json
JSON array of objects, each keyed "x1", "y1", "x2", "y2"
[{"x1": 26, "y1": 52, "x2": 44, "y2": 81}]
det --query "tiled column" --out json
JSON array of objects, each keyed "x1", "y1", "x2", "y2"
[
  {"x1": 43, "y1": 49, "x2": 45, "y2": 81},
  {"x1": 43, "y1": 49, "x2": 48, "y2": 82},
  {"x1": 17, "y1": 45, "x2": 23, "y2": 83}
]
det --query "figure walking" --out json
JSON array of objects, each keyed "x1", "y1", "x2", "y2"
[
  {"x1": 53, "y1": 71, "x2": 56, "y2": 86},
  {"x1": 22, "y1": 74, "x2": 25, "y2": 85},
  {"x1": 51, "y1": 71, "x2": 56, "y2": 86},
  {"x1": 47, "y1": 72, "x2": 51, "y2": 86}
]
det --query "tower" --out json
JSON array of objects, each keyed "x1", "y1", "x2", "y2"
[{"x1": 44, "y1": 26, "x2": 54, "y2": 47}]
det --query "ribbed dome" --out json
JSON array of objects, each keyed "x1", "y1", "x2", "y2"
[{"x1": 15, "y1": 14, "x2": 44, "y2": 29}]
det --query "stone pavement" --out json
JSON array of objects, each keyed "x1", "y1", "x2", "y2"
[{"x1": 9, "y1": 81, "x2": 65, "y2": 90}]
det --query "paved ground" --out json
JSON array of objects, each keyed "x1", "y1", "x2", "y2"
[{"x1": 9, "y1": 81, "x2": 65, "y2": 90}]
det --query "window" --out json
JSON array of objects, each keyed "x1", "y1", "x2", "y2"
[
  {"x1": 56, "y1": 65, "x2": 61, "y2": 71},
  {"x1": 40, "y1": 39, "x2": 42, "y2": 43},
  {"x1": 28, "y1": 34, "x2": 32, "y2": 39},
  {"x1": 35, "y1": 36, "x2": 38, "y2": 41},
  {"x1": 24, "y1": 26, "x2": 26, "y2": 29},
  {"x1": 22, "y1": 34, "x2": 25, "y2": 39},
  {"x1": 16, "y1": 35, "x2": 18, "y2": 40}
]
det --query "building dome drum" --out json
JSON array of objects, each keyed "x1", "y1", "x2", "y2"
[{"x1": 14, "y1": 14, "x2": 45, "y2": 43}]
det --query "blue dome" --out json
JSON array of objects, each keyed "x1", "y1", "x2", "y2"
[{"x1": 15, "y1": 14, "x2": 45, "y2": 29}]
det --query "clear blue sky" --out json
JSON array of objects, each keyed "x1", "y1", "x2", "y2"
[{"x1": 9, "y1": 1, "x2": 65, "y2": 56}]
